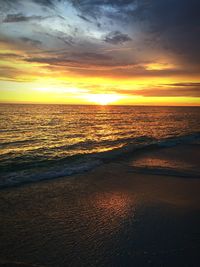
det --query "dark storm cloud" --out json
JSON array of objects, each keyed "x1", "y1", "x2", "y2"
[
  {"x1": 104, "y1": 31, "x2": 132, "y2": 45},
  {"x1": 3, "y1": 13, "x2": 45, "y2": 23},
  {"x1": 131, "y1": 0, "x2": 200, "y2": 64},
  {"x1": 69, "y1": 0, "x2": 200, "y2": 64}
]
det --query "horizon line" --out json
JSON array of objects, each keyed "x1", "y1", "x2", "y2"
[{"x1": 0, "y1": 101, "x2": 200, "y2": 108}]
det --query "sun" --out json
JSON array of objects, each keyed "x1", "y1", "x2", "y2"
[{"x1": 85, "y1": 93, "x2": 122, "y2": 105}]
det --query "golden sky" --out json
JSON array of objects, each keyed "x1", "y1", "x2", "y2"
[{"x1": 0, "y1": 0, "x2": 200, "y2": 105}]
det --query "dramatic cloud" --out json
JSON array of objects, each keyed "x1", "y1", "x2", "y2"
[
  {"x1": 135, "y1": 87, "x2": 200, "y2": 98},
  {"x1": 3, "y1": 13, "x2": 45, "y2": 23},
  {"x1": 131, "y1": 0, "x2": 200, "y2": 64},
  {"x1": 0, "y1": 0, "x2": 199, "y2": 104},
  {"x1": 33, "y1": 0, "x2": 54, "y2": 6},
  {"x1": 164, "y1": 83, "x2": 200, "y2": 88},
  {"x1": 20, "y1": 37, "x2": 42, "y2": 46},
  {"x1": 77, "y1": 14, "x2": 92, "y2": 23},
  {"x1": 104, "y1": 31, "x2": 132, "y2": 45},
  {"x1": 25, "y1": 51, "x2": 114, "y2": 68},
  {"x1": 115, "y1": 82, "x2": 200, "y2": 97},
  {"x1": 69, "y1": 0, "x2": 136, "y2": 18},
  {"x1": 0, "y1": 53, "x2": 23, "y2": 59}
]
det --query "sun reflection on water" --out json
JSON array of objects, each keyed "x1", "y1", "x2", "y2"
[{"x1": 93, "y1": 192, "x2": 133, "y2": 218}]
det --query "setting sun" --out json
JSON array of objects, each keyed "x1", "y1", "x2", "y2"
[{"x1": 85, "y1": 94, "x2": 123, "y2": 105}]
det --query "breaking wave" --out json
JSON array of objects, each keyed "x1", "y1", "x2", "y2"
[{"x1": 1, "y1": 132, "x2": 199, "y2": 189}]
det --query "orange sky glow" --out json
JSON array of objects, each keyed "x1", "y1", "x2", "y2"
[{"x1": 0, "y1": 0, "x2": 199, "y2": 106}]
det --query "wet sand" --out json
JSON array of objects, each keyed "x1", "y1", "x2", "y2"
[{"x1": 0, "y1": 145, "x2": 200, "y2": 266}]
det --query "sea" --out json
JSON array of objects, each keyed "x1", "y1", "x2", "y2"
[{"x1": 0, "y1": 104, "x2": 200, "y2": 188}]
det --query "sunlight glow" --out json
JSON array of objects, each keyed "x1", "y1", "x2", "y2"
[{"x1": 85, "y1": 93, "x2": 123, "y2": 105}]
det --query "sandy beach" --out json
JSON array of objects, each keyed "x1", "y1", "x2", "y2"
[{"x1": 0, "y1": 144, "x2": 200, "y2": 267}]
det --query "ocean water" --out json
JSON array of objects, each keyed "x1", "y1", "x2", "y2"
[{"x1": 0, "y1": 104, "x2": 200, "y2": 188}]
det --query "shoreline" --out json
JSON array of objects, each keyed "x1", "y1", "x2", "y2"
[
  {"x1": 1, "y1": 132, "x2": 200, "y2": 190},
  {"x1": 0, "y1": 144, "x2": 200, "y2": 266}
]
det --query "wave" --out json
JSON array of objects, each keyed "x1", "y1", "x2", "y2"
[
  {"x1": 1, "y1": 139, "x2": 39, "y2": 148},
  {"x1": 156, "y1": 132, "x2": 200, "y2": 147},
  {"x1": 0, "y1": 132, "x2": 200, "y2": 189},
  {"x1": 0, "y1": 159, "x2": 102, "y2": 189}
]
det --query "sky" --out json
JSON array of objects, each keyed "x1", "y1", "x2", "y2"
[{"x1": 0, "y1": 0, "x2": 200, "y2": 105}]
